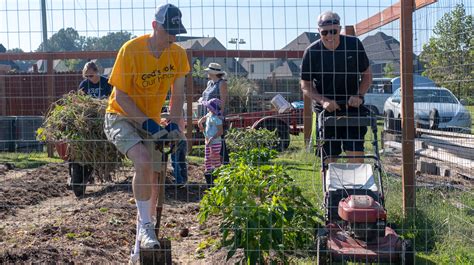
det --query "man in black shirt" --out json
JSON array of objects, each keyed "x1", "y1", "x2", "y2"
[{"x1": 300, "y1": 11, "x2": 372, "y2": 163}]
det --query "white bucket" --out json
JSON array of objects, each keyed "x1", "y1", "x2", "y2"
[{"x1": 271, "y1": 94, "x2": 292, "y2": 114}]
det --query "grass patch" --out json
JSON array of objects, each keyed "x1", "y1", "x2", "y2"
[
  {"x1": 384, "y1": 177, "x2": 474, "y2": 264},
  {"x1": 0, "y1": 152, "x2": 62, "y2": 169},
  {"x1": 283, "y1": 133, "x2": 473, "y2": 263}
]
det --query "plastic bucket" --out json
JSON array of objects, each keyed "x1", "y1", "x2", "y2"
[
  {"x1": 15, "y1": 116, "x2": 44, "y2": 152},
  {"x1": 0, "y1": 116, "x2": 16, "y2": 152},
  {"x1": 271, "y1": 94, "x2": 292, "y2": 114}
]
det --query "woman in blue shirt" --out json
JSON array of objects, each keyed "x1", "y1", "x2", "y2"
[
  {"x1": 200, "y1": 62, "x2": 229, "y2": 163},
  {"x1": 78, "y1": 61, "x2": 112, "y2": 99},
  {"x1": 201, "y1": 62, "x2": 228, "y2": 114}
]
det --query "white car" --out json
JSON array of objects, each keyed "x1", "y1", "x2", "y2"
[{"x1": 383, "y1": 87, "x2": 471, "y2": 133}]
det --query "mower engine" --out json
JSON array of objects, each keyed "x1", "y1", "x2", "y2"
[{"x1": 338, "y1": 195, "x2": 387, "y2": 239}]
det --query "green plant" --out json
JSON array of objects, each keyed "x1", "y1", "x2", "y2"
[
  {"x1": 227, "y1": 76, "x2": 259, "y2": 113},
  {"x1": 225, "y1": 128, "x2": 278, "y2": 154},
  {"x1": 229, "y1": 148, "x2": 278, "y2": 166},
  {"x1": 192, "y1": 58, "x2": 206, "y2": 78},
  {"x1": 199, "y1": 148, "x2": 322, "y2": 264}
]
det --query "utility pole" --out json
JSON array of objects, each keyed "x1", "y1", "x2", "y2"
[
  {"x1": 228, "y1": 38, "x2": 246, "y2": 75},
  {"x1": 41, "y1": 0, "x2": 48, "y2": 52}
]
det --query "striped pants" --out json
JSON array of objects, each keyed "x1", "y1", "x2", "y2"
[{"x1": 204, "y1": 142, "x2": 222, "y2": 172}]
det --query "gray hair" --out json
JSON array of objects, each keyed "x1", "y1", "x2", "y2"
[{"x1": 317, "y1": 11, "x2": 341, "y2": 27}]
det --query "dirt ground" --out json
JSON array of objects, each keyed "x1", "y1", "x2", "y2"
[
  {"x1": 1, "y1": 151, "x2": 471, "y2": 264},
  {"x1": 0, "y1": 162, "x2": 240, "y2": 264}
]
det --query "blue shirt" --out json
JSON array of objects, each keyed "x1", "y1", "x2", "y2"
[
  {"x1": 202, "y1": 79, "x2": 223, "y2": 102},
  {"x1": 79, "y1": 75, "x2": 113, "y2": 99},
  {"x1": 204, "y1": 112, "x2": 223, "y2": 145}
]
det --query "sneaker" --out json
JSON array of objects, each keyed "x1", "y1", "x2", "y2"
[
  {"x1": 139, "y1": 222, "x2": 160, "y2": 249},
  {"x1": 128, "y1": 249, "x2": 139, "y2": 265}
]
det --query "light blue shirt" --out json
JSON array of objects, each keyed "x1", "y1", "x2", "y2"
[{"x1": 204, "y1": 112, "x2": 223, "y2": 145}]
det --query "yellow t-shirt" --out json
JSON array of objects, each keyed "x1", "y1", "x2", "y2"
[{"x1": 106, "y1": 34, "x2": 190, "y2": 123}]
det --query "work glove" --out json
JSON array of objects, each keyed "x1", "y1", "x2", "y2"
[
  {"x1": 142, "y1": 119, "x2": 168, "y2": 140},
  {"x1": 165, "y1": 123, "x2": 186, "y2": 142}
]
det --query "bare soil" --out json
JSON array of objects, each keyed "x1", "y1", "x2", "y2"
[
  {"x1": 1, "y1": 151, "x2": 470, "y2": 264},
  {"x1": 0, "y1": 162, "x2": 236, "y2": 264}
]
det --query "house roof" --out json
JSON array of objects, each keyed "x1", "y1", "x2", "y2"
[
  {"x1": 29, "y1": 59, "x2": 69, "y2": 72},
  {"x1": 281, "y1": 32, "x2": 320, "y2": 51},
  {"x1": 362, "y1": 32, "x2": 400, "y2": 62},
  {"x1": 267, "y1": 60, "x2": 300, "y2": 78},
  {"x1": 176, "y1": 37, "x2": 226, "y2": 50}
]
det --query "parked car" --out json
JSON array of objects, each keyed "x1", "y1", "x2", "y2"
[
  {"x1": 383, "y1": 86, "x2": 471, "y2": 133},
  {"x1": 364, "y1": 75, "x2": 436, "y2": 115}
]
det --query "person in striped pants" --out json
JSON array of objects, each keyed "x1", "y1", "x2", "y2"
[{"x1": 198, "y1": 98, "x2": 224, "y2": 186}]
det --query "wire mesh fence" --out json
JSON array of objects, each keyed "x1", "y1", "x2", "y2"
[{"x1": 0, "y1": 0, "x2": 473, "y2": 264}]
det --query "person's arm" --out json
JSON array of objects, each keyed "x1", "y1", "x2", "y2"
[
  {"x1": 358, "y1": 67, "x2": 372, "y2": 96},
  {"x1": 300, "y1": 47, "x2": 340, "y2": 112},
  {"x1": 208, "y1": 123, "x2": 223, "y2": 144},
  {"x1": 300, "y1": 80, "x2": 340, "y2": 112},
  {"x1": 215, "y1": 124, "x2": 224, "y2": 138},
  {"x1": 78, "y1": 80, "x2": 87, "y2": 94},
  {"x1": 103, "y1": 77, "x2": 113, "y2": 97},
  {"x1": 348, "y1": 40, "x2": 372, "y2": 108},
  {"x1": 169, "y1": 76, "x2": 186, "y2": 125},
  {"x1": 348, "y1": 67, "x2": 372, "y2": 108},
  {"x1": 219, "y1": 80, "x2": 228, "y2": 114},
  {"x1": 198, "y1": 116, "x2": 206, "y2": 131},
  {"x1": 115, "y1": 88, "x2": 148, "y2": 124}
]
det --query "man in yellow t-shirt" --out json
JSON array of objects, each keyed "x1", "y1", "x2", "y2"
[{"x1": 103, "y1": 3, "x2": 190, "y2": 261}]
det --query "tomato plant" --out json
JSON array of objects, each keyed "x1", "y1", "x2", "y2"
[{"x1": 199, "y1": 148, "x2": 322, "y2": 264}]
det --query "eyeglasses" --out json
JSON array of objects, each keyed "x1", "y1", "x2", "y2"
[
  {"x1": 85, "y1": 75, "x2": 94, "y2": 78},
  {"x1": 320, "y1": 29, "x2": 339, "y2": 36}
]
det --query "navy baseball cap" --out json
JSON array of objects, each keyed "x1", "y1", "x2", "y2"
[{"x1": 155, "y1": 4, "x2": 187, "y2": 35}]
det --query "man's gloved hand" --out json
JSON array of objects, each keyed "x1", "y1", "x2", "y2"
[
  {"x1": 165, "y1": 122, "x2": 185, "y2": 142},
  {"x1": 142, "y1": 119, "x2": 168, "y2": 140}
]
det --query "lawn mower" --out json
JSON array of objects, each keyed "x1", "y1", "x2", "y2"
[{"x1": 315, "y1": 103, "x2": 414, "y2": 264}]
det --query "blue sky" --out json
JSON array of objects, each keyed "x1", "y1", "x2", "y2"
[{"x1": 0, "y1": 0, "x2": 472, "y2": 53}]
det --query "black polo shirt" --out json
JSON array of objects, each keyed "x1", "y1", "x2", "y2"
[{"x1": 301, "y1": 35, "x2": 370, "y2": 104}]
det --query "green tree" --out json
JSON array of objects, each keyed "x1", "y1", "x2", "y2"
[
  {"x1": 383, "y1": 62, "x2": 397, "y2": 78},
  {"x1": 37, "y1": 27, "x2": 84, "y2": 52},
  {"x1": 420, "y1": 3, "x2": 473, "y2": 98},
  {"x1": 227, "y1": 76, "x2": 259, "y2": 113},
  {"x1": 83, "y1": 31, "x2": 133, "y2": 51},
  {"x1": 6, "y1": 48, "x2": 23, "y2": 53},
  {"x1": 6, "y1": 48, "x2": 31, "y2": 71},
  {"x1": 192, "y1": 59, "x2": 206, "y2": 78}
]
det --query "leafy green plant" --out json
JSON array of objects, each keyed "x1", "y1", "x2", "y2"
[
  {"x1": 225, "y1": 128, "x2": 278, "y2": 154},
  {"x1": 199, "y1": 148, "x2": 322, "y2": 264},
  {"x1": 230, "y1": 147, "x2": 277, "y2": 166},
  {"x1": 227, "y1": 76, "x2": 259, "y2": 113}
]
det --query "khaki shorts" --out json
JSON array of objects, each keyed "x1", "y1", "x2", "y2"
[{"x1": 104, "y1": 113, "x2": 165, "y2": 172}]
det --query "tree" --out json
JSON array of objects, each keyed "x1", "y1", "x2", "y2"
[
  {"x1": 192, "y1": 59, "x2": 206, "y2": 78},
  {"x1": 37, "y1": 27, "x2": 84, "y2": 52},
  {"x1": 6, "y1": 48, "x2": 24, "y2": 53},
  {"x1": 383, "y1": 62, "x2": 397, "y2": 78},
  {"x1": 83, "y1": 31, "x2": 133, "y2": 51},
  {"x1": 420, "y1": 3, "x2": 473, "y2": 98},
  {"x1": 227, "y1": 76, "x2": 259, "y2": 113}
]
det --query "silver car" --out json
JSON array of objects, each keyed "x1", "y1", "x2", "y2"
[{"x1": 383, "y1": 87, "x2": 471, "y2": 133}]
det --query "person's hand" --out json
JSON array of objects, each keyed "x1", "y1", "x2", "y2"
[
  {"x1": 348, "y1": 96, "x2": 363, "y2": 108},
  {"x1": 321, "y1": 99, "x2": 341, "y2": 113},
  {"x1": 198, "y1": 122, "x2": 204, "y2": 131},
  {"x1": 165, "y1": 123, "x2": 185, "y2": 142},
  {"x1": 142, "y1": 119, "x2": 168, "y2": 140}
]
